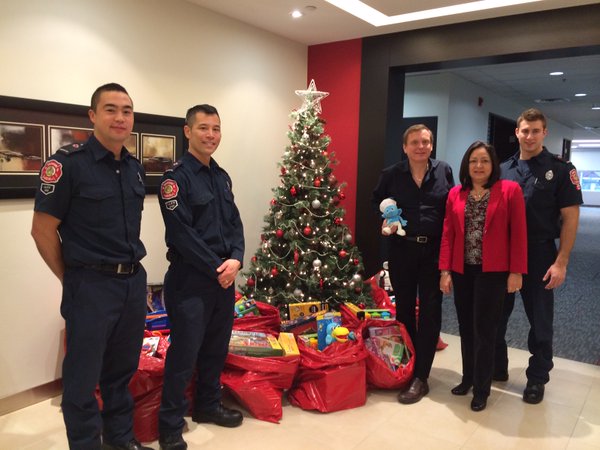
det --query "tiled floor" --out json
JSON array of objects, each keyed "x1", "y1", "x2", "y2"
[{"x1": 1, "y1": 333, "x2": 599, "y2": 449}]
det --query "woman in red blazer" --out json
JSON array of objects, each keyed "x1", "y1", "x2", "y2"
[{"x1": 439, "y1": 141, "x2": 527, "y2": 412}]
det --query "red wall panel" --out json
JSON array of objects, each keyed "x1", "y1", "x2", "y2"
[{"x1": 307, "y1": 39, "x2": 362, "y2": 235}]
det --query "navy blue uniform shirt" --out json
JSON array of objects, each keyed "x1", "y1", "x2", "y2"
[
  {"x1": 158, "y1": 151, "x2": 244, "y2": 279},
  {"x1": 34, "y1": 134, "x2": 147, "y2": 266},
  {"x1": 372, "y1": 158, "x2": 455, "y2": 238},
  {"x1": 501, "y1": 148, "x2": 583, "y2": 241}
]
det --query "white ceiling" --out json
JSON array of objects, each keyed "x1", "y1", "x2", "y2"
[{"x1": 186, "y1": 0, "x2": 600, "y2": 136}]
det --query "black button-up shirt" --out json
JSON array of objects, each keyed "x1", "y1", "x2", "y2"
[
  {"x1": 501, "y1": 148, "x2": 583, "y2": 241},
  {"x1": 372, "y1": 158, "x2": 455, "y2": 238},
  {"x1": 34, "y1": 135, "x2": 147, "y2": 266},
  {"x1": 158, "y1": 151, "x2": 244, "y2": 279}
]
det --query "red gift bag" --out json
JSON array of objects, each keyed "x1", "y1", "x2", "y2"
[
  {"x1": 221, "y1": 352, "x2": 299, "y2": 423},
  {"x1": 360, "y1": 319, "x2": 415, "y2": 390},
  {"x1": 288, "y1": 335, "x2": 367, "y2": 413},
  {"x1": 233, "y1": 301, "x2": 281, "y2": 335}
]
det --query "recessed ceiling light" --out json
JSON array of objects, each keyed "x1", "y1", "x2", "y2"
[
  {"x1": 574, "y1": 93, "x2": 587, "y2": 97},
  {"x1": 592, "y1": 105, "x2": 600, "y2": 110},
  {"x1": 549, "y1": 71, "x2": 564, "y2": 76},
  {"x1": 291, "y1": 10, "x2": 303, "y2": 19}
]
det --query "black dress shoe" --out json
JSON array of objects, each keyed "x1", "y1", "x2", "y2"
[
  {"x1": 492, "y1": 371, "x2": 509, "y2": 382},
  {"x1": 398, "y1": 377, "x2": 429, "y2": 404},
  {"x1": 523, "y1": 382, "x2": 545, "y2": 404},
  {"x1": 102, "y1": 439, "x2": 153, "y2": 450},
  {"x1": 471, "y1": 396, "x2": 487, "y2": 412},
  {"x1": 451, "y1": 381, "x2": 472, "y2": 396},
  {"x1": 159, "y1": 433, "x2": 187, "y2": 450},
  {"x1": 192, "y1": 403, "x2": 243, "y2": 427}
]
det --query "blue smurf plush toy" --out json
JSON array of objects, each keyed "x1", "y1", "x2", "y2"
[{"x1": 379, "y1": 198, "x2": 407, "y2": 236}]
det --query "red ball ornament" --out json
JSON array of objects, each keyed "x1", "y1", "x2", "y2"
[
  {"x1": 276, "y1": 229, "x2": 284, "y2": 238},
  {"x1": 353, "y1": 258, "x2": 360, "y2": 266},
  {"x1": 294, "y1": 250, "x2": 300, "y2": 265},
  {"x1": 339, "y1": 249, "x2": 348, "y2": 258},
  {"x1": 303, "y1": 226, "x2": 312, "y2": 236},
  {"x1": 290, "y1": 186, "x2": 297, "y2": 196},
  {"x1": 338, "y1": 192, "x2": 346, "y2": 200},
  {"x1": 270, "y1": 198, "x2": 276, "y2": 206},
  {"x1": 358, "y1": 302, "x2": 366, "y2": 309},
  {"x1": 355, "y1": 287, "x2": 362, "y2": 293},
  {"x1": 334, "y1": 217, "x2": 342, "y2": 225},
  {"x1": 246, "y1": 278, "x2": 255, "y2": 287},
  {"x1": 251, "y1": 256, "x2": 257, "y2": 262},
  {"x1": 271, "y1": 267, "x2": 279, "y2": 276},
  {"x1": 313, "y1": 178, "x2": 322, "y2": 187},
  {"x1": 281, "y1": 167, "x2": 287, "y2": 175}
]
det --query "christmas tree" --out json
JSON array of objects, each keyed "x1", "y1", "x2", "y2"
[{"x1": 239, "y1": 80, "x2": 373, "y2": 319}]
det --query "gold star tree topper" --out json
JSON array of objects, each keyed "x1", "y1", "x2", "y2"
[{"x1": 295, "y1": 79, "x2": 329, "y2": 113}]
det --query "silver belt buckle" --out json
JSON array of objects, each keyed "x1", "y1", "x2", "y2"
[
  {"x1": 416, "y1": 236, "x2": 428, "y2": 243},
  {"x1": 117, "y1": 263, "x2": 130, "y2": 274}
]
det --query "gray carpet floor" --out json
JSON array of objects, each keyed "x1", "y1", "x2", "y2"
[{"x1": 441, "y1": 205, "x2": 600, "y2": 365}]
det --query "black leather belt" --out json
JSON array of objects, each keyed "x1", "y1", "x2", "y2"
[
  {"x1": 405, "y1": 235, "x2": 432, "y2": 244},
  {"x1": 84, "y1": 263, "x2": 140, "y2": 274}
]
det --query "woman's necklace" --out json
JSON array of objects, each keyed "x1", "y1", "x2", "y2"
[{"x1": 471, "y1": 189, "x2": 488, "y2": 201}]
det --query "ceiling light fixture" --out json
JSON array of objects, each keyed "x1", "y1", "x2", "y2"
[
  {"x1": 549, "y1": 71, "x2": 564, "y2": 76},
  {"x1": 291, "y1": 10, "x2": 303, "y2": 19},
  {"x1": 592, "y1": 105, "x2": 600, "y2": 110},
  {"x1": 324, "y1": 0, "x2": 542, "y2": 27},
  {"x1": 574, "y1": 93, "x2": 587, "y2": 97}
]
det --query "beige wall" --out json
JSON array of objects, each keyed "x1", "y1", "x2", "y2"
[{"x1": 0, "y1": 0, "x2": 307, "y2": 399}]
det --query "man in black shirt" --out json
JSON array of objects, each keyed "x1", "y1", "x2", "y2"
[{"x1": 372, "y1": 124, "x2": 454, "y2": 404}]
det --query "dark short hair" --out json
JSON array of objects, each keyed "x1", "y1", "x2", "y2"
[
  {"x1": 517, "y1": 108, "x2": 547, "y2": 129},
  {"x1": 403, "y1": 124, "x2": 434, "y2": 146},
  {"x1": 186, "y1": 104, "x2": 220, "y2": 127},
  {"x1": 90, "y1": 83, "x2": 131, "y2": 111},
  {"x1": 459, "y1": 140, "x2": 500, "y2": 190}
]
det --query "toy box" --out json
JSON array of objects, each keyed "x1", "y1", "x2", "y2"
[
  {"x1": 228, "y1": 330, "x2": 284, "y2": 357},
  {"x1": 288, "y1": 301, "x2": 329, "y2": 320},
  {"x1": 344, "y1": 302, "x2": 393, "y2": 320},
  {"x1": 277, "y1": 332, "x2": 300, "y2": 356},
  {"x1": 234, "y1": 297, "x2": 259, "y2": 318},
  {"x1": 316, "y1": 312, "x2": 342, "y2": 351},
  {"x1": 280, "y1": 314, "x2": 318, "y2": 335}
]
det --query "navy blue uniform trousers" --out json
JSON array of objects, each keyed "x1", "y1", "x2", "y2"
[
  {"x1": 388, "y1": 238, "x2": 442, "y2": 381},
  {"x1": 159, "y1": 261, "x2": 235, "y2": 436},
  {"x1": 495, "y1": 241, "x2": 556, "y2": 384},
  {"x1": 61, "y1": 266, "x2": 147, "y2": 450}
]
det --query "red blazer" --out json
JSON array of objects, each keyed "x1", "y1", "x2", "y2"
[{"x1": 439, "y1": 180, "x2": 527, "y2": 274}]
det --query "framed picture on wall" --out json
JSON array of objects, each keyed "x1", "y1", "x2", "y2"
[
  {"x1": 0, "y1": 121, "x2": 44, "y2": 174},
  {"x1": 141, "y1": 133, "x2": 175, "y2": 174},
  {"x1": 0, "y1": 95, "x2": 186, "y2": 198}
]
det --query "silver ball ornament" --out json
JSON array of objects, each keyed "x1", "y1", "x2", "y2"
[{"x1": 311, "y1": 199, "x2": 321, "y2": 209}]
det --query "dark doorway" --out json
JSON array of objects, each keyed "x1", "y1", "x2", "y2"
[{"x1": 488, "y1": 113, "x2": 518, "y2": 162}]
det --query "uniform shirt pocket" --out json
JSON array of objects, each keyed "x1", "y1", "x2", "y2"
[{"x1": 189, "y1": 191, "x2": 215, "y2": 232}]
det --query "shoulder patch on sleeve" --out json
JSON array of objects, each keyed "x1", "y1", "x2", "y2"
[
  {"x1": 40, "y1": 160, "x2": 63, "y2": 183},
  {"x1": 161, "y1": 179, "x2": 179, "y2": 199},
  {"x1": 569, "y1": 169, "x2": 581, "y2": 190},
  {"x1": 56, "y1": 143, "x2": 85, "y2": 155}
]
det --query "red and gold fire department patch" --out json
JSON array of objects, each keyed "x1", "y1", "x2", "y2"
[
  {"x1": 161, "y1": 179, "x2": 179, "y2": 199},
  {"x1": 569, "y1": 169, "x2": 581, "y2": 190},
  {"x1": 40, "y1": 160, "x2": 63, "y2": 183}
]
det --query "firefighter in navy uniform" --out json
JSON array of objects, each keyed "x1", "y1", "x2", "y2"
[
  {"x1": 157, "y1": 104, "x2": 244, "y2": 450},
  {"x1": 31, "y1": 84, "x2": 151, "y2": 450},
  {"x1": 494, "y1": 108, "x2": 582, "y2": 404}
]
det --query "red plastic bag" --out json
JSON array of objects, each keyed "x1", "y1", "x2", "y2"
[
  {"x1": 221, "y1": 352, "x2": 299, "y2": 423},
  {"x1": 288, "y1": 334, "x2": 367, "y2": 413},
  {"x1": 233, "y1": 301, "x2": 281, "y2": 335},
  {"x1": 360, "y1": 319, "x2": 415, "y2": 390}
]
